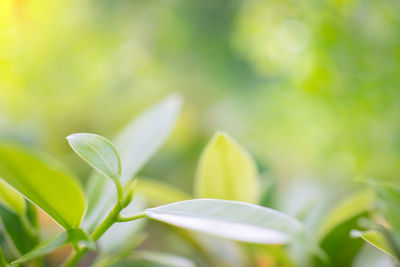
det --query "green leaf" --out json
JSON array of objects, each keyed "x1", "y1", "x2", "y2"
[
  {"x1": 67, "y1": 133, "x2": 121, "y2": 181},
  {"x1": 317, "y1": 190, "x2": 373, "y2": 241},
  {"x1": 135, "y1": 178, "x2": 191, "y2": 207},
  {"x1": 12, "y1": 228, "x2": 95, "y2": 265},
  {"x1": 194, "y1": 132, "x2": 259, "y2": 203},
  {"x1": 84, "y1": 94, "x2": 182, "y2": 231},
  {"x1": 145, "y1": 199, "x2": 305, "y2": 244},
  {"x1": 129, "y1": 250, "x2": 196, "y2": 267},
  {"x1": 0, "y1": 247, "x2": 8, "y2": 267},
  {"x1": 0, "y1": 205, "x2": 38, "y2": 254},
  {"x1": 0, "y1": 179, "x2": 25, "y2": 216},
  {"x1": 352, "y1": 230, "x2": 396, "y2": 259},
  {"x1": 0, "y1": 143, "x2": 86, "y2": 230}
]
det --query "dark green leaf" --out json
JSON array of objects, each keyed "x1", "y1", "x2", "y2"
[
  {"x1": 12, "y1": 228, "x2": 95, "y2": 264},
  {"x1": 0, "y1": 205, "x2": 38, "y2": 255}
]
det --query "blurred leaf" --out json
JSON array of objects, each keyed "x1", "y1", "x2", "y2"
[
  {"x1": 317, "y1": 190, "x2": 373, "y2": 241},
  {"x1": 194, "y1": 132, "x2": 259, "y2": 203},
  {"x1": 352, "y1": 230, "x2": 396, "y2": 260},
  {"x1": 12, "y1": 228, "x2": 95, "y2": 265},
  {"x1": 135, "y1": 178, "x2": 191, "y2": 207},
  {"x1": 314, "y1": 212, "x2": 367, "y2": 267},
  {"x1": 84, "y1": 94, "x2": 182, "y2": 231},
  {"x1": 67, "y1": 133, "x2": 121, "y2": 181},
  {"x1": 0, "y1": 179, "x2": 25, "y2": 216},
  {"x1": 129, "y1": 251, "x2": 196, "y2": 267},
  {"x1": 0, "y1": 247, "x2": 7, "y2": 267},
  {"x1": 145, "y1": 199, "x2": 305, "y2": 244},
  {"x1": 0, "y1": 205, "x2": 38, "y2": 255},
  {"x1": 371, "y1": 182, "x2": 400, "y2": 249},
  {"x1": 0, "y1": 143, "x2": 86, "y2": 230}
]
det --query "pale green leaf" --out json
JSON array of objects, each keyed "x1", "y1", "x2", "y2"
[
  {"x1": 12, "y1": 228, "x2": 95, "y2": 264},
  {"x1": 352, "y1": 230, "x2": 396, "y2": 259},
  {"x1": 0, "y1": 144, "x2": 86, "y2": 230},
  {"x1": 135, "y1": 178, "x2": 191, "y2": 207},
  {"x1": 0, "y1": 179, "x2": 25, "y2": 216},
  {"x1": 83, "y1": 94, "x2": 182, "y2": 231},
  {"x1": 67, "y1": 133, "x2": 121, "y2": 181},
  {"x1": 145, "y1": 199, "x2": 304, "y2": 244},
  {"x1": 317, "y1": 190, "x2": 373, "y2": 241},
  {"x1": 195, "y1": 132, "x2": 259, "y2": 203}
]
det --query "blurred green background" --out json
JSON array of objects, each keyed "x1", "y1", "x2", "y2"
[{"x1": 1, "y1": 0, "x2": 400, "y2": 204}]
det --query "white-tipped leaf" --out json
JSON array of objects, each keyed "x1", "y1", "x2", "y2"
[{"x1": 145, "y1": 199, "x2": 304, "y2": 244}]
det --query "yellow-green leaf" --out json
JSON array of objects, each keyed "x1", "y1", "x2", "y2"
[
  {"x1": 0, "y1": 144, "x2": 86, "y2": 230},
  {"x1": 195, "y1": 132, "x2": 259, "y2": 203},
  {"x1": 0, "y1": 179, "x2": 25, "y2": 216}
]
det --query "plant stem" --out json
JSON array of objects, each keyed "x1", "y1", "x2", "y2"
[
  {"x1": 115, "y1": 212, "x2": 146, "y2": 222},
  {"x1": 63, "y1": 190, "x2": 145, "y2": 266},
  {"x1": 115, "y1": 179, "x2": 124, "y2": 202}
]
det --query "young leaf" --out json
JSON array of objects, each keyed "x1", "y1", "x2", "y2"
[
  {"x1": 0, "y1": 179, "x2": 25, "y2": 216},
  {"x1": 0, "y1": 143, "x2": 86, "y2": 230},
  {"x1": 145, "y1": 199, "x2": 304, "y2": 244},
  {"x1": 352, "y1": 230, "x2": 396, "y2": 260},
  {"x1": 194, "y1": 132, "x2": 259, "y2": 203},
  {"x1": 0, "y1": 205, "x2": 38, "y2": 254},
  {"x1": 83, "y1": 94, "x2": 182, "y2": 231},
  {"x1": 12, "y1": 228, "x2": 95, "y2": 265},
  {"x1": 67, "y1": 133, "x2": 121, "y2": 181}
]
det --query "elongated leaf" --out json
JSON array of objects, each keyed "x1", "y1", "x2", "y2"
[
  {"x1": 129, "y1": 251, "x2": 196, "y2": 267},
  {"x1": 194, "y1": 132, "x2": 259, "y2": 203},
  {"x1": 145, "y1": 199, "x2": 304, "y2": 244},
  {"x1": 0, "y1": 205, "x2": 38, "y2": 254},
  {"x1": 67, "y1": 133, "x2": 121, "y2": 181},
  {"x1": 12, "y1": 228, "x2": 95, "y2": 264},
  {"x1": 317, "y1": 190, "x2": 373, "y2": 241},
  {"x1": 352, "y1": 230, "x2": 396, "y2": 259},
  {"x1": 135, "y1": 178, "x2": 191, "y2": 207},
  {"x1": 0, "y1": 179, "x2": 25, "y2": 216},
  {"x1": 0, "y1": 144, "x2": 86, "y2": 230},
  {"x1": 84, "y1": 94, "x2": 182, "y2": 231}
]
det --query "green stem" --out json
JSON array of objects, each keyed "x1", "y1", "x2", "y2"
[
  {"x1": 115, "y1": 179, "x2": 124, "y2": 202},
  {"x1": 116, "y1": 212, "x2": 146, "y2": 222},
  {"x1": 63, "y1": 191, "x2": 144, "y2": 266}
]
